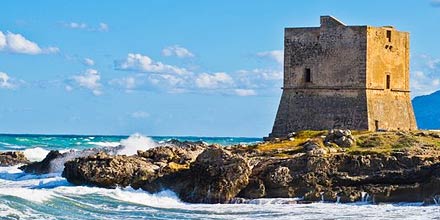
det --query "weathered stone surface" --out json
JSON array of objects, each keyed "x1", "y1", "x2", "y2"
[
  {"x1": 324, "y1": 129, "x2": 355, "y2": 147},
  {"x1": 175, "y1": 147, "x2": 251, "y2": 203},
  {"x1": 0, "y1": 151, "x2": 29, "y2": 166},
  {"x1": 62, "y1": 140, "x2": 208, "y2": 189},
  {"x1": 63, "y1": 145, "x2": 250, "y2": 204},
  {"x1": 239, "y1": 152, "x2": 440, "y2": 204},
  {"x1": 61, "y1": 132, "x2": 440, "y2": 204},
  {"x1": 269, "y1": 15, "x2": 416, "y2": 138},
  {"x1": 62, "y1": 152, "x2": 157, "y2": 188}
]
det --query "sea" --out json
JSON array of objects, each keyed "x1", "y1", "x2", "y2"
[{"x1": 0, "y1": 133, "x2": 439, "y2": 220}]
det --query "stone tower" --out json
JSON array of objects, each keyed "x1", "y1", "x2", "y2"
[{"x1": 269, "y1": 16, "x2": 417, "y2": 138}]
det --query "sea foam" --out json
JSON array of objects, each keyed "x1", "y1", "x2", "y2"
[
  {"x1": 117, "y1": 133, "x2": 157, "y2": 155},
  {"x1": 23, "y1": 147, "x2": 50, "y2": 162}
]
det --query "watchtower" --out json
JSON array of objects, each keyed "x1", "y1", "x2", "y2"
[{"x1": 269, "y1": 16, "x2": 417, "y2": 138}]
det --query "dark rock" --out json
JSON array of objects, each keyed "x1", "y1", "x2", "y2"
[
  {"x1": 62, "y1": 152, "x2": 157, "y2": 188},
  {"x1": 59, "y1": 134, "x2": 440, "y2": 204},
  {"x1": 19, "y1": 150, "x2": 63, "y2": 173},
  {"x1": 171, "y1": 147, "x2": 251, "y2": 203},
  {"x1": 62, "y1": 140, "x2": 209, "y2": 190},
  {"x1": 0, "y1": 151, "x2": 29, "y2": 166}
]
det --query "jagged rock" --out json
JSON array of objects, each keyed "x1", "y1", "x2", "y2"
[
  {"x1": 174, "y1": 147, "x2": 251, "y2": 203},
  {"x1": 325, "y1": 129, "x2": 355, "y2": 147},
  {"x1": 302, "y1": 140, "x2": 327, "y2": 156},
  {"x1": 19, "y1": 150, "x2": 63, "y2": 173},
  {"x1": 137, "y1": 143, "x2": 205, "y2": 165},
  {"x1": 62, "y1": 152, "x2": 158, "y2": 188},
  {"x1": 269, "y1": 166, "x2": 293, "y2": 187},
  {"x1": 62, "y1": 140, "x2": 209, "y2": 189},
  {"x1": 0, "y1": 151, "x2": 29, "y2": 166},
  {"x1": 60, "y1": 132, "x2": 440, "y2": 204},
  {"x1": 239, "y1": 151, "x2": 440, "y2": 204}
]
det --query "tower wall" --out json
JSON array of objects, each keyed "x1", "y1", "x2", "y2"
[
  {"x1": 365, "y1": 27, "x2": 417, "y2": 130},
  {"x1": 271, "y1": 89, "x2": 368, "y2": 137},
  {"x1": 269, "y1": 16, "x2": 417, "y2": 138},
  {"x1": 270, "y1": 17, "x2": 369, "y2": 137}
]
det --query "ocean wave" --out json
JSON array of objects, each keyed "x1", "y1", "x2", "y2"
[
  {"x1": 117, "y1": 133, "x2": 157, "y2": 155},
  {"x1": 23, "y1": 147, "x2": 50, "y2": 162},
  {"x1": 87, "y1": 141, "x2": 120, "y2": 148},
  {"x1": 0, "y1": 187, "x2": 55, "y2": 203}
]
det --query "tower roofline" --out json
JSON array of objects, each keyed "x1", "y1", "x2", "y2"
[{"x1": 320, "y1": 15, "x2": 346, "y2": 27}]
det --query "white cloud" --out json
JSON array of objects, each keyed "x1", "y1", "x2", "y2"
[
  {"x1": 111, "y1": 50, "x2": 283, "y2": 96},
  {"x1": 72, "y1": 69, "x2": 102, "y2": 95},
  {"x1": 65, "y1": 85, "x2": 73, "y2": 92},
  {"x1": 162, "y1": 45, "x2": 194, "y2": 58},
  {"x1": 109, "y1": 76, "x2": 138, "y2": 91},
  {"x1": 83, "y1": 58, "x2": 95, "y2": 66},
  {"x1": 0, "y1": 31, "x2": 59, "y2": 55},
  {"x1": 195, "y1": 72, "x2": 233, "y2": 89},
  {"x1": 0, "y1": 32, "x2": 6, "y2": 49},
  {"x1": 98, "y1": 23, "x2": 109, "y2": 32},
  {"x1": 411, "y1": 55, "x2": 440, "y2": 97},
  {"x1": 257, "y1": 50, "x2": 284, "y2": 65},
  {"x1": 63, "y1": 22, "x2": 109, "y2": 32},
  {"x1": 115, "y1": 53, "x2": 189, "y2": 75},
  {"x1": 234, "y1": 89, "x2": 257, "y2": 96},
  {"x1": 66, "y1": 22, "x2": 87, "y2": 29},
  {"x1": 131, "y1": 111, "x2": 150, "y2": 119},
  {"x1": 149, "y1": 74, "x2": 184, "y2": 87},
  {"x1": 0, "y1": 72, "x2": 15, "y2": 89}
]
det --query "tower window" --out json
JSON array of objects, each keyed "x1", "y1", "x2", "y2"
[
  {"x1": 305, "y1": 68, "x2": 311, "y2": 82},
  {"x1": 386, "y1": 74, "x2": 391, "y2": 89},
  {"x1": 386, "y1": 30, "x2": 392, "y2": 42}
]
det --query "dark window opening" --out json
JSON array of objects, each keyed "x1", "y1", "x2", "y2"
[
  {"x1": 386, "y1": 30, "x2": 392, "y2": 42},
  {"x1": 386, "y1": 74, "x2": 391, "y2": 89},
  {"x1": 305, "y1": 68, "x2": 311, "y2": 82},
  {"x1": 375, "y1": 120, "x2": 379, "y2": 131}
]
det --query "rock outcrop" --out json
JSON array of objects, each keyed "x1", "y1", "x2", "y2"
[
  {"x1": 19, "y1": 150, "x2": 64, "y2": 173},
  {"x1": 239, "y1": 153, "x2": 440, "y2": 203},
  {"x1": 32, "y1": 131, "x2": 440, "y2": 204},
  {"x1": 0, "y1": 151, "x2": 29, "y2": 166},
  {"x1": 172, "y1": 147, "x2": 251, "y2": 203},
  {"x1": 62, "y1": 141, "x2": 208, "y2": 189}
]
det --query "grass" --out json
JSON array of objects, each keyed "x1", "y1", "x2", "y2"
[
  {"x1": 254, "y1": 130, "x2": 327, "y2": 153},
  {"x1": 251, "y1": 130, "x2": 440, "y2": 157}
]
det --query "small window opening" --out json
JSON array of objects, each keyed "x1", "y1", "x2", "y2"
[
  {"x1": 305, "y1": 68, "x2": 311, "y2": 83},
  {"x1": 386, "y1": 74, "x2": 391, "y2": 89},
  {"x1": 386, "y1": 30, "x2": 392, "y2": 42},
  {"x1": 375, "y1": 120, "x2": 379, "y2": 131}
]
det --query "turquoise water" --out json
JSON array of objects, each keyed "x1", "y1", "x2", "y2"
[
  {"x1": 0, "y1": 134, "x2": 261, "y2": 151},
  {"x1": 0, "y1": 134, "x2": 439, "y2": 220}
]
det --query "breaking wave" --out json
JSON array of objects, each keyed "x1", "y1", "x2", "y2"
[{"x1": 117, "y1": 133, "x2": 157, "y2": 155}]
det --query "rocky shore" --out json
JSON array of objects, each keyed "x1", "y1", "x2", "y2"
[{"x1": 5, "y1": 130, "x2": 440, "y2": 205}]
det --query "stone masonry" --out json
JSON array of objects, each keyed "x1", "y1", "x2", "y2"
[{"x1": 269, "y1": 16, "x2": 417, "y2": 138}]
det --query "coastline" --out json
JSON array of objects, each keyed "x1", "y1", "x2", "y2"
[{"x1": 4, "y1": 130, "x2": 440, "y2": 205}]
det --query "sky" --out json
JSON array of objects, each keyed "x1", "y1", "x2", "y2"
[{"x1": 0, "y1": 0, "x2": 439, "y2": 137}]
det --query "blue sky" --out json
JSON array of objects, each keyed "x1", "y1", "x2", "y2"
[{"x1": 0, "y1": 0, "x2": 439, "y2": 137}]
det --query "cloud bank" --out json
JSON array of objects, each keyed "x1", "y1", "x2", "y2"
[
  {"x1": 112, "y1": 51, "x2": 283, "y2": 96},
  {"x1": 0, "y1": 31, "x2": 59, "y2": 55}
]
